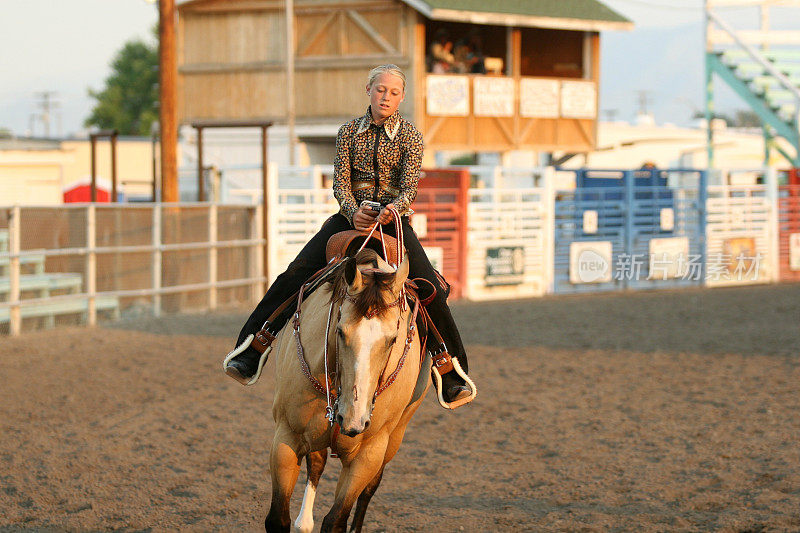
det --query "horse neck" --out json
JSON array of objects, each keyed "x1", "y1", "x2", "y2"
[{"x1": 297, "y1": 284, "x2": 338, "y2": 375}]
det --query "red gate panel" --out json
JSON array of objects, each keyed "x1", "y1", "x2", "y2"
[
  {"x1": 412, "y1": 169, "x2": 469, "y2": 299},
  {"x1": 779, "y1": 184, "x2": 800, "y2": 282}
]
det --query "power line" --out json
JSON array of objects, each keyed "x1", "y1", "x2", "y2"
[{"x1": 32, "y1": 91, "x2": 61, "y2": 138}]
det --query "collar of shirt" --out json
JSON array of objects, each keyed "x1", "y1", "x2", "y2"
[{"x1": 355, "y1": 106, "x2": 402, "y2": 141}]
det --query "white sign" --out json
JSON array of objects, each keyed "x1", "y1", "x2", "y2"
[
  {"x1": 660, "y1": 208, "x2": 675, "y2": 231},
  {"x1": 570, "y1": 241, "x2": 612, "y2": 284},
  {"x1": 411, "y1": 213, "x2": 428, "y2": 239},
  {"x1": 583, "y1": 210, "x2": 598, "y2": 234},
  {"x1": 648, "y1": 237, "x2": 689, "y2": 280},
  {"x1": 790, "y1": 233, "x2": 800, "y2": 271},
  {"x1": 473, "y1": 77, "x2": 514, "y2": 117},
  {"x1": 425, "y1": 246, "x2": 444, "y2": 272},
  {"x1": 520, "y1": 78, "x2": 560, "y2": 118},
  {"x1": 426, "y1": 75, "x2": 469, "y2": 116},
  {"x1": 560, "y1": 81, "x2": 597, "y2": 119}
]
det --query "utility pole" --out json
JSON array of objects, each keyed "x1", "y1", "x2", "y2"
[
  {"x1": 34, "y1": 91, "x2": 59, "y2": 138},
  {"x1": 159, "y1": 0, "x2": 178, "y2": 202},
  {"x1": 635, "y1": 90, "x2": 652, "y2": 116},
  {"x1": 285, "y1": 0, "x2": 296, "y2": 165}
]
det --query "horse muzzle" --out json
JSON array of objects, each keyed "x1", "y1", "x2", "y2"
[{"x1": 335, "y1": 412, "x2": 371, "y2": 437}]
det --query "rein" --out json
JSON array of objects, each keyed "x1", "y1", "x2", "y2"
[{"x1": 292, "y1": 208, "x2": 420, "y2": 455}]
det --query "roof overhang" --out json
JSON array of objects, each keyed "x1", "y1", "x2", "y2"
[{"x1": 401, "y1": 0, "x2": 633, "y2": 32}]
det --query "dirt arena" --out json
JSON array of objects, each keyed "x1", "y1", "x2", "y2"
[{"x1": 1, "y1": 283, "x2": 799, "y2": 532}]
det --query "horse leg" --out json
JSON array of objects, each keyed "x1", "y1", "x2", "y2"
[
  {"x1": 348, "y1": 405, "x2": 421, "y2": 532},
  {"x1": 320, "y1": 437, "x2": 388, "y2": 533},
  {"x1": 264, "y1": 426, "x2": 303, "y2": 533},
  {"x1": 348, "y1": 464, "x2": 385, "y2": 533},
  {"x1": 293, "y1": 449, "x2": 328, "y2": 533}
]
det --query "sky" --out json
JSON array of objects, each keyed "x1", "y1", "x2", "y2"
[{"x1": 0, "y1": 0, "x2": 798, "y2": 137}]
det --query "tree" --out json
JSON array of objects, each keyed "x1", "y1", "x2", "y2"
[
  {"x1": 84, "y1": 33, "x2": 158, "y2": 136},
  {"x1": 733, "y1": 110, "x2": 761, "y2": 128}
]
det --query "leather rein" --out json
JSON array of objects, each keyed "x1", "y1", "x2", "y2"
[{"x1": 291, "y1": 208, "x2": 429, "y2": 456}]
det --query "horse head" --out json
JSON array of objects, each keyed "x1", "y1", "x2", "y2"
[{"x1": 332, "y1": 249, "x2": 410, "y2": 437}]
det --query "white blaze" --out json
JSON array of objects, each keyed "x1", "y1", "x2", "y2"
[{"x1": 351, "y1": 320, "x2": 381, "y2": 421}]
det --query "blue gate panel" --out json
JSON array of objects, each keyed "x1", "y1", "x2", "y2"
[{"x1": 553, "y1": 169, "x2": 707, "y2": 294}]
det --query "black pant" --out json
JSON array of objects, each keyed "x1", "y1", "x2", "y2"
[{"x1": 237, "y1": 213, "x2": 468, "y2": 372}]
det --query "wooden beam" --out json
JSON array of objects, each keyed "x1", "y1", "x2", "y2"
[
  {"x1": 160, "y1": 0, "x2": 179, "y2": 203},
  {"x1": 346, "y1": 9, "x2": 398, "y2": 54},
  {"x1": 295, "y1": 55, "x2": 409, "y2": 69},
  {"x1": 286, "y1": 0, "x2": 296, "y2": 165},
  {"x1": 493, "y1": 117, "x2": 515, "y2": 144},
  {"x1": 179, "y1": 56, "x2": 410, "y2": 74},
  {"x1": 182, "y1": 1, "x2": 396, "y2": 14},
  {"x1": 427, "y1": 8, "x2": 634, "y2": 32},
  {"x1": 520, "y1": 117, "x2": 538, "y2": 143},
  {"x1": 413, "y1": 18, "x2": 425, "y2": 128},
  {"x1": 297, "y1": 11, "x2": 338, "y2": 57},
  {"x1": 180, "y1": 60, "x2": 284, "y2": 74},
  {"x1": 425, "y1": 116, "x2": 446, "y2": 140},
  {"x1": 576, "y1": 119, "x2": 593, "y2": 145}
]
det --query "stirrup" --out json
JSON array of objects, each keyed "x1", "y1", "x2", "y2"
[
  {"x1": 222, "y1": 333, "x2": 272, "y2": 386},
  {"x1": 431, "y1": 357, "x2": 477, "y2": 410}
]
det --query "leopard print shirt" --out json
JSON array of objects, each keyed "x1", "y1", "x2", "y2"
[{"x1": 333, "y1": 106, "x2": 424, "y2": 226}]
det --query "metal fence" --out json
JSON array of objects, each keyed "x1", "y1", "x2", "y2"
[
  {"x1": 1, "y1": 203, "x2": 262, "y2": 335},
  {"x1": 2, "y1": 164, "x2": 796, "y2": 336}
]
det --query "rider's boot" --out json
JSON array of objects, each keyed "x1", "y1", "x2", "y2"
[
  {"x1": 441, "y1": 370, "x2": 472, "y2": 404},
  {"x1": 431, "y1": 346, "x2": 476, "y2": 409},
  {"x1": 223, "y1": 327, "x2": 276, "y2": 386}
]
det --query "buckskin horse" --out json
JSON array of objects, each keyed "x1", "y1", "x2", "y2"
[{"x1": 263, "y1": 231, "x2": 436, "y2": 533}]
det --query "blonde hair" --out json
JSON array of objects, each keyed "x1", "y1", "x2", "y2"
[{"x1": 367, "y1": 64, "x2": 406, "y2": 91}]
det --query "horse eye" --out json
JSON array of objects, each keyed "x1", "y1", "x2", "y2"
[
  {"x1": 336, "y1": 327, "x2": 344, "y2": 338},
  {"x1": 387, "y1": 335, "x2": 398, "y2": 347}
]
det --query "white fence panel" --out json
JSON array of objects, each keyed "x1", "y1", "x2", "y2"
[
  {"x1": 465, "y1": 186, "x2": 551, "y2": 300},
  {"x1": 705, "y1": 185, "x2": 773, "y2": 287}
]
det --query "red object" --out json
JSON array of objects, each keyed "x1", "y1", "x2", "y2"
[
  {"x1": 778, "y1": 184, "x2": 800, "y2": 282},
  {"x1": 788, "y1": 168, "x2": 800, "y2": 186},
  {"x1": 63, "y1": 183, "x2": 111, "y2": 203},
  {"x1": 412, "y1": 169, "x2": 469, "y2": 300}
]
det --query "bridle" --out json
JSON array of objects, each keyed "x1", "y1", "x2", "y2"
[{"x1": 291, "y1": 206, "x2": 421, "y2": 455}]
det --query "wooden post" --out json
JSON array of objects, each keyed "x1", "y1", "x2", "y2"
[
  {"x1": 266, "y1": 162, "x2": 279, "y2": 286},
  {"x1": 208, "y1": 203, "x2": 218, "y2": 310},
  {"x1": 285, "y1": 0, "x2": 296, "y2": 164},
  {"x1": 86, "y1": 204, "x2": 97, "y2": 326},
  {"x1": 111, "y1": 131, "x2": 118, "y2": 202},
  {"x1": 90, "y1": 135, "x2": 97, "y2": 203},
  {"x1": 152, "y1": 204, "x2": 162, "y2": 317},
  {"x1": 261, "y1": 125, "x2": 270, "y2": 283},
  {"x1": 9, "y1": 206, "x2": 21, "y2": 336},
  {"x1": 151, "y1": 127, "x2": 159, "y2": 202},
  {"x1": 196, "y1": 126, "x2": 204, "y2": 202},
  {"x1": 159, "y1": 0, "x2": 179, "y2": 202},
  {"x1": 253, "y1": 205, "x2": 264, "y2": 301}
]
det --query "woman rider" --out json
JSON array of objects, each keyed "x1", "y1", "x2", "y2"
[{"x1": 223, "y1": 64, "x2": 473, "y2": 407}]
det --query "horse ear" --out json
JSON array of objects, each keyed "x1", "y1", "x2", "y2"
[
  {"x1": 393, "y1": 254, "x2": 410, "y2": 290},
  {"x1": 344, "y1": 257, "x2": 363, "y2": 290}
]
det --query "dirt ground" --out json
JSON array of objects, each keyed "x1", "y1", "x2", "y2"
[{"x1": 1, "y1": 283, "x2": 799, "y2": 532}]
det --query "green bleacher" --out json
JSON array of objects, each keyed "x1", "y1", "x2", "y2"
[{"x1": 0, "y1": 228, "x2": 120, "y2": 329}]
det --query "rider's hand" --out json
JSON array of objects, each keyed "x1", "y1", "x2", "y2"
[
  {"x1": 375, "y1": 207, "x2": 393, "y2": 225},
  {"x1": 353, "y1": 206, "x2": 378, "y2": 231}
]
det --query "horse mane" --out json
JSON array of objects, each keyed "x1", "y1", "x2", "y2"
[{"x1": 329, "y1": 249, "x2": 397, "y2": 319}]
